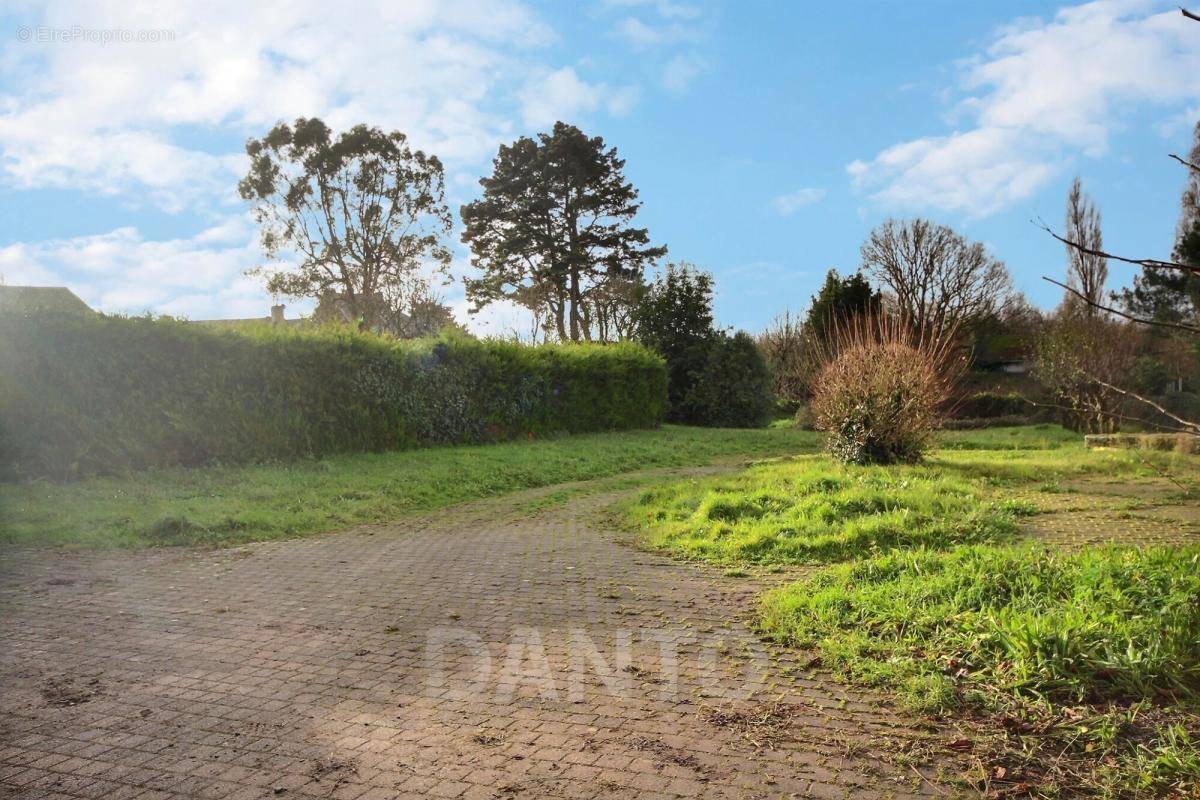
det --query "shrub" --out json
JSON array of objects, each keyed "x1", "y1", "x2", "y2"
[
  {"x1": 940, "y1": 414, "x2": 1033, "y2": 430},
  {"x1": 810, "y1": 314, "x2": 963, "y2": 464},
  {"x1": 681, "y1": 332, "x2": 774, "y2": 428},
  {"x1": 633, "y1": 263, "x2": 716, "y2": 420},
  {"x1": 634, "y1": 264, "x2": 773, "y2": 428},
  {"x1": 0, "y1": 312, "x2": 667, "y2": 480}
]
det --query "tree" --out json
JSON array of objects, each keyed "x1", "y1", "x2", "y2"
[
  {"x1": 239, "y1": 118, "x2": 452, "y2": 331},
  {"x1": 806, "y1": 269, "x2": 882, "y2": 343},
  {"x1": 1032, "y1": 9, "x2": 1200, "y2": 434},
  {"x1": 461, "y1": 122, "x2": 666, "y2": 342},
  {"x1": 1033, "y1": 314, "x2": 1140, "y2": 434},
  {"x1": 386, "y1": 286, "x2": 464, "y2": 339},
  {"x1": 684, "y1": 332, "x2": 774, "y2": 428},
  {"x1": 859, "y1": 218, "x2": 1012, "y2": 337},
  {"x1": 1063, "y1": 177, "x2": 1107, "y2": 318},
  {"x1": 758, "y1": 270, "x2": 881, "y2": 406},
  {"x1": 758, "y1": 311, "x2": 807, "y2": 406},
  {"x1": 1118, "y1": 121, "x2": 1200, "y2": 325},
  {"x1": 633, "y1": 263, "x2": 716, "y2": 418}
]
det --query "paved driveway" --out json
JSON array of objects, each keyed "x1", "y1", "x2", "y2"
[{"x1": 0, "y1": 480, "x2": 954, "y2": 799}]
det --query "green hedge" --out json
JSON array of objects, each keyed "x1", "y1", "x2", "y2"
[{"x1": 0, "y1": 313, "x2": 667, "y2": 480}]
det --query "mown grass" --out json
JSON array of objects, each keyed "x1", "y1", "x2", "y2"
[
  {"x1": 0, "y1": 425, "x2": 819, "y2": 549},
  {"x1": 629, "y1": 424, "x2": 1200, "y2": 797}
]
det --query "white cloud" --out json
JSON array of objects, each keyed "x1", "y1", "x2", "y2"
[
  {"x1": 518, "y1": 67, "x2": 637, "y2": 128},
  {"x1": 617, "y1": 17, "x2": 663, "y2": 48},
  {"x1": 603, "y1": 0, "x2": 701, "y2": 20},
  {"x1": 771, "y1": 187, "x2": 826, "y2": 215},
  {"x1": 0, "y1": 0, "x2": 613, "y2": 212},
  {"x1": 0, "y1": 220, "x2": 275, "y2": 319},
  {"x1": 661, "y1": 52, "x2": 706, "y2": 92},
  {"x1": 849, "y1": 0, "x2": 1200, "y2": 217}
]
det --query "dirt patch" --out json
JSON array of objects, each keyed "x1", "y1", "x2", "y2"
[
  {"x1": 630, "y1": 736, "x2": 708, "y2": 774},
  {"x1": 40, "y1": 674, "x2": 102, "y2": 707},
  {"x1": 698, "y1": 701, "x2": 805, "y2": 750}
]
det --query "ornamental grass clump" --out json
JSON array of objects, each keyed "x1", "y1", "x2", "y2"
[{"x1": 810, "y1": 313, "x2": 964, "y2": 464}]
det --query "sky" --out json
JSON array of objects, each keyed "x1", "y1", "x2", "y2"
[{"x1": 0, "y1": 0, "x2": 1197, "y2": 335}]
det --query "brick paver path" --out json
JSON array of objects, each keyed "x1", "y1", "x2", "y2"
[{"x1": 1, "y1": 481, "x2": 955, "y2": 799}]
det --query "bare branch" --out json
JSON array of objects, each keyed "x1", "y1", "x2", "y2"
[
  {"x1": 1169, "y1": 153, "x2": 1200, "y2": 174},
  {"x1": 1041, "y1": 276, "x2": 1200, "y2": 334},
  {"x1": 1183, "y1": 7, "x2": 1200, "y2": 23},
  {"x1": 1089, "y1": 377, "x2": 1200, "y2": 434},
  {"x1": 1024, "y1": 397, "x2": 1191, "y2": 434},
  {"x1": 1035, "y1": 218, "x2": 1200, "y2": 275}
]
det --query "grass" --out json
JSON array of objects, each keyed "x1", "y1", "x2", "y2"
[
  {"x1": 759, "y1": 544, "x2": 1200, "y2": 797},
  {"x1": 760, "y1": 544, "x2": 1200, "y2": 712},
  {"x1": 628, "y1": 424, "x2": 1200, "y2": 797},
  {"x1": 624, "y1": 425, "x2": 1164, "y2": 567},
  {"x1": 627, "y1": 458, "x2": 1034, "y2": 565},
  {"x1": 0, "y1": 424, "x2": 819, "y2": 549}
]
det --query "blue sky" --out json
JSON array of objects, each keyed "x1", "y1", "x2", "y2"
[{"x1": 0, "y1": 0, "x2": 1197, "y2": 334}]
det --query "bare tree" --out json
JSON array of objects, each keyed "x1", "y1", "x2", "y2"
[
  {"x1": 1063, "y1": 177, "x2": 1107, "y2": 317},
  {"x1": 860, "y1": 218, "x2": 1012, "y2": 339},
  {"x1": 1033, "y1": 315, "x2": 1139, "y2": 434},
  {"x1": 1037, "y1": 9, "x2": 1199, "y2": 434},
  {"x1": 758, "y1": 311, "x2": 809, "y2": 404}
]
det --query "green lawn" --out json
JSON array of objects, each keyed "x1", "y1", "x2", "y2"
[
  {"x1": 627, "y1": 424, "x2": 1200, "y2": 798},
  {"x1": 0, "y1": 424, "x2": 819, "y2": 549}
]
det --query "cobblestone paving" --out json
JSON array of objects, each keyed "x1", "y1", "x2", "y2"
[
  {"x1": 0, "y1": 485, "x2": 955, "y2": 800},
  {"x1": 1018, "y1": 477, "x2": 1200, "y2": 549}
]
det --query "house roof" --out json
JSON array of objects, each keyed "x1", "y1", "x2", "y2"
[{"x1": 0, "y1": 286, "x2": 93, "y2": 315}]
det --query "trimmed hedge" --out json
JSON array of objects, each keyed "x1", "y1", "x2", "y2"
[{"x1": 0, "y1": 313, "x2": 667, "y2": 480}]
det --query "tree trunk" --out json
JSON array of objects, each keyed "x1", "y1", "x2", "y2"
[
  {"x1": 554, "y1": 297, "x2": 567, "y2": 342},
  {"x1": 569, "y1": 268, "x2": 581, "y2": 342}
]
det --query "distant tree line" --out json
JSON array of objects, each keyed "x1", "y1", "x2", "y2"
[
  {"x1": 239, "y1": 117, "x2": 771, "y2": 427},
  {"x1": 237, "y1": 109, "x2": 1200, "y2": 436}
]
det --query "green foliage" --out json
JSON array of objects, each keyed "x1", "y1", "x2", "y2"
[
  {"x1": 626, "y1": 456, "x2": 1026, "y2": 565},
  {"x1": 681, "y1": 332, "x2": 774, "y2": 428},
  {"x1": 239, "y1": 117, "x2": 452, "y2": 330},
  {"x1": 462, "y1": 121, "x2": 665, "y2": 342},
  {"x1": 954, "y1": 391, "x2": 1030, "y2": 419},
  {"x1": 634, "y1": 264, "x2": 773, "y2": 427},
  {"x1": 804, "y1": 269, "x2": 880, "y2": 344},
  {"x1": 761, "y1": 544, "x2": 1200, "y2": 711},
  {"x1": 634, "y1": 263, "x2": 716, "y2": 416},
  {"x1": 0, "y1": 312, "x2": 667, "y2": 480},
  {"x1": 0, "y1": 425, "x2": 821, "y2": 549}
]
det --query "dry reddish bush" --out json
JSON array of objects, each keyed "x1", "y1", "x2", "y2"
[{"x1": 811, "y1": 314, "x2": 965, "y2": 464}]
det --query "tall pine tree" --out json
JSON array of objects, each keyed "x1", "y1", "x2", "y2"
[{"x1": 461, "y1": 122, "x2": 666, "y2": 342}]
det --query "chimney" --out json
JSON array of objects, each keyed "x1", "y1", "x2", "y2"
[{"x1": 270, "y1": 304, "x2": 285, "y2": 325}]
